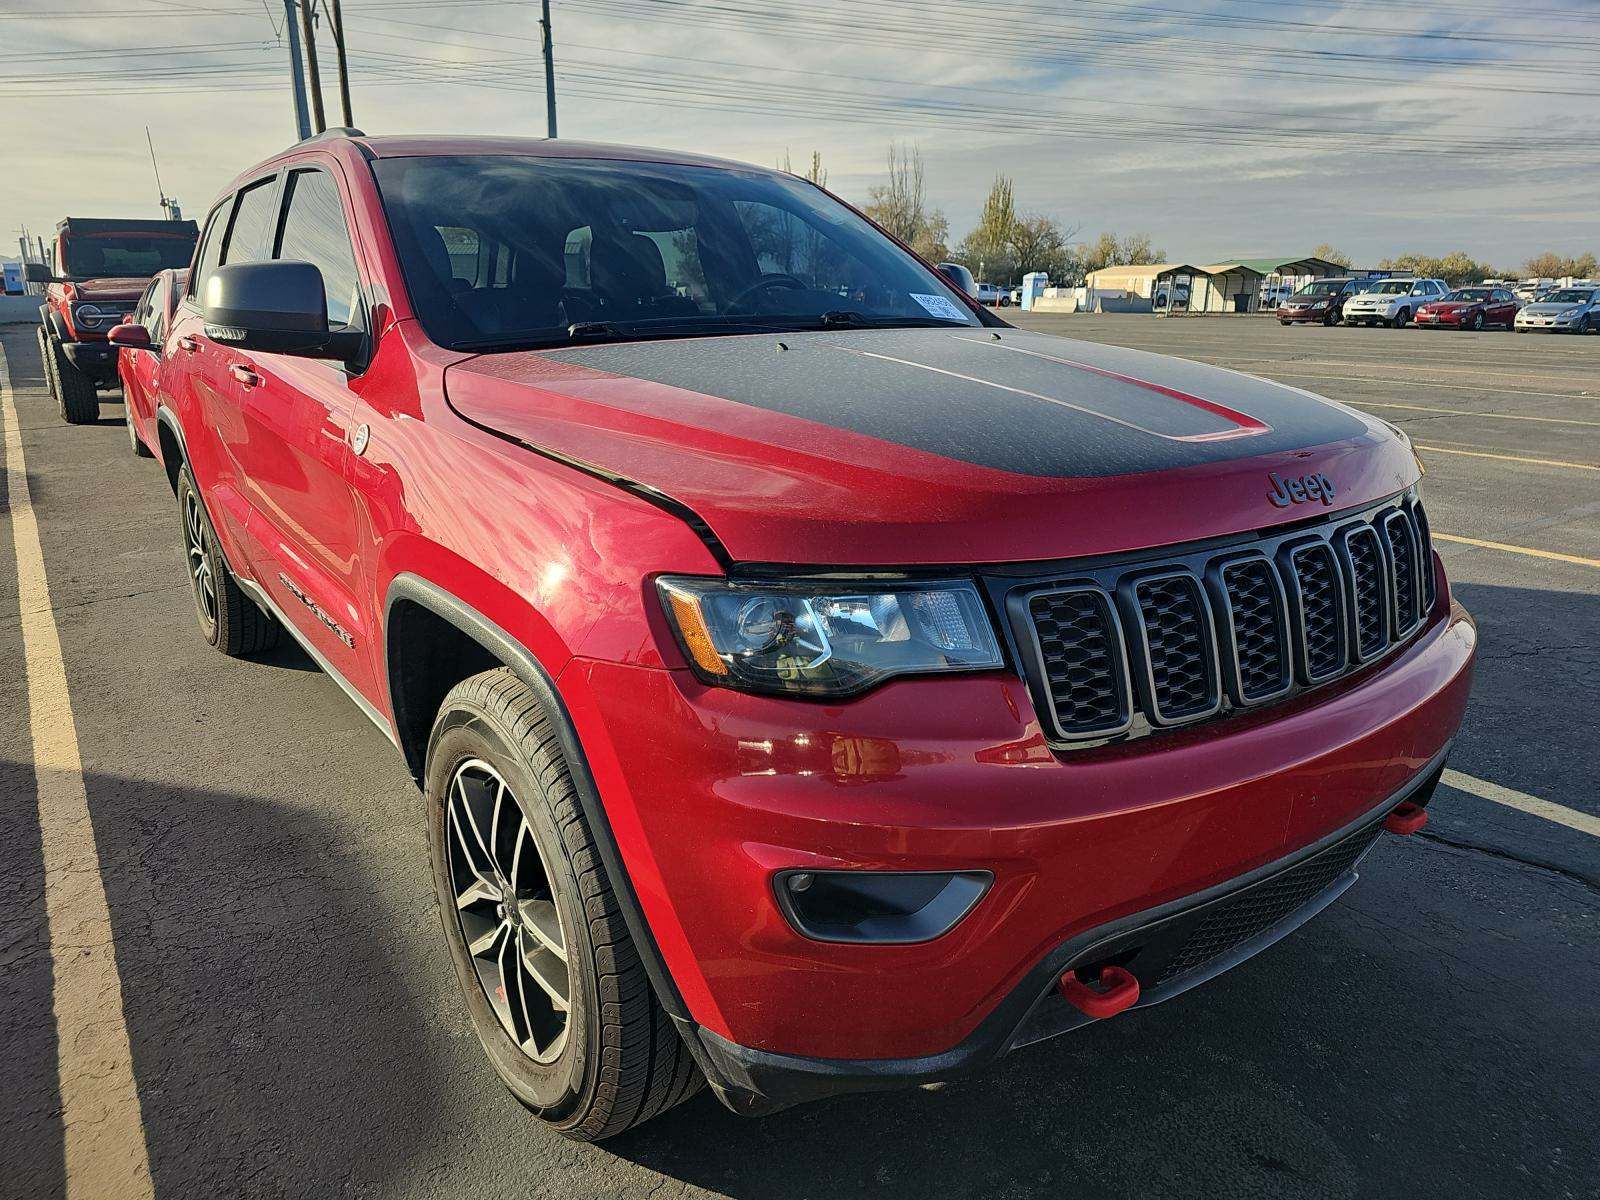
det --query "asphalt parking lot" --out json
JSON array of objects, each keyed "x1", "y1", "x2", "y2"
[{"x1": 3, "y1": 314, "x2": 1596, "y2": 1200}]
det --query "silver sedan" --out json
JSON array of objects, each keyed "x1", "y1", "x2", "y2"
[{"x1": 1514, "y1": 287, "x2": 1600, "y2": 334}]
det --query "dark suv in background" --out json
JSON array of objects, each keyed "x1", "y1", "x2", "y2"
[
  {"x1": 1277, "y1": 276, "x2": 1363, "y2": 326},
  {"x1": 30, "y1": 215, "x2": 197, "y2": 423}
]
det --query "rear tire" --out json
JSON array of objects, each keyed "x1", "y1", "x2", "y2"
[
  {"x1": 127, "y1": 407, "x2": 154, "y2": 457},
  {"x1": 425, "y1": 668, "x2": 704, "y2": 1142},
  {"x1": 48, "y1": 336, "x2": 100, "y2": 424},
  {"x1": 175, "y1": 464, "x2": 280, "y2": 656}
]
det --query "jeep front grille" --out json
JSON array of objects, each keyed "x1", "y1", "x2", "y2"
[{"x1": 1009, "y1": 494, "x2": 1436, "y2": 745}]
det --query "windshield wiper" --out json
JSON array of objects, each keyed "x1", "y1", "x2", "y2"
[
  {"x1": 567, "y1": 321, "x2": 627, "y2": 341},
  {"x1": 819, "y1": 309, "x2": 870, "y2": 327},
  {"x1": 818, "y1": 310, "x2": 969, "y2": 329}
]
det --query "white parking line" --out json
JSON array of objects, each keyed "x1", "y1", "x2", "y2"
[
  {"x1": 1357, "y1": 401, "x2": 1600, "y2": 428},
  {"x1": 1442, "y1": 770, "x2": 1600, "y2": 839},
  {"x1": 1269, "y1": 371, "x2": 1593, "y2": 402},
  {"x1": 0, "y1": 345, "x2": 154, "y2": 1198}
]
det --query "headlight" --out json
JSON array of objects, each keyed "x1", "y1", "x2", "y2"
[
  {"x1": 1309, "y1": 301, "x2": 1327, "y2": 309},
  {"x1": 658, "y1": 576, "x2": 1003, "y2": 697},
  {"x1": 1560, "y1": 308, "x2": 1581, "y2": 318}
]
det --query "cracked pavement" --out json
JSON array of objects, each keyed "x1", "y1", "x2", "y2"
[{"x1": 3, "y1": 316, "x2": 1598, "y2": 1199}]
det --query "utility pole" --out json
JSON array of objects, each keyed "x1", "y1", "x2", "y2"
[
  {"x1": 328, "y1": 0, "x2": 353, "y2": 127},
  {"x1": 282, "y1": 0, "x2": 312, "y2": 139},
  {"x1": 298, "y1": 0, "x2": 327, "y2": 134},
  {"x1": 540, "y1": 0, "x2": 557, "y2": 138}
]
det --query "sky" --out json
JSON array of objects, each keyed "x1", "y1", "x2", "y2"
[{"x1": 3, "y1": 0, "x2": 1598, "y2": 272}]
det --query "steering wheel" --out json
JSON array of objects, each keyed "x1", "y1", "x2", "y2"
[{"x1": 726, "y1": 273, "x2": 807, "y2": 311}]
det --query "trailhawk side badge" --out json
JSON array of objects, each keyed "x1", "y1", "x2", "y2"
[
  {"x1": 278, "y1": 572, "x2": 357, "y2": 648},
  {"x1": 1267, "y1": 470, "x2": 1336, "y2": 508}
]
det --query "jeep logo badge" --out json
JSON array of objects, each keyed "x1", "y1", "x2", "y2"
[{"x1": 1267, "y1": 470, "x2": 1336, "y2": 508}]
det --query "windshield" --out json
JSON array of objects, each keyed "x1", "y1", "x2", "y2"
[
  {"x1": 373, "y1": 155, "x2": 980, "y2": 349},
  {"x1": 1369, "y1": 280, "x2": 1412, "y2": 295},
  {"x1": 61, "y1": 233, "x2": 195, "y2": 278},
  {"x1": 1544, "y1": 289, "x2": 1594, "y2": 304},
  {"x1": 1295, "y1": 279, "x2": 1348, "y2": 297},
  {"x1": 1443, "y1": 288, "x2": 1491, "y2": 301}
]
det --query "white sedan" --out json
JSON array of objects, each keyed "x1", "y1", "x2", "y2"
[{"x1": 1342, "y1": 278, "x2": 1449, "y2": 327}]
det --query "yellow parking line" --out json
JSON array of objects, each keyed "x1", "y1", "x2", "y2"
[
  {"x1": 1270, "y1": 370, "x2": 1593, "y2": 401},
  {"x1": 1414, "y1": 445, "x2": 1600, "y2": 472},
  {"x1": 0, "y1": 345, "x2": 154, "y2": 1199},
  {"x1": 1357, "y1": 401, "x2": 1600, "y2": 428},
  {"x1": 1434, "y1": 533, "x2": 1600, "y2": 570},
  {"x1": 1442, "y1": 770, "x2": 1600, "y2": 839}
]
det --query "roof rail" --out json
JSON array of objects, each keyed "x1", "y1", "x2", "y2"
[{"x1": 292, "y1": 126, "x2": 367, "y2": 146}]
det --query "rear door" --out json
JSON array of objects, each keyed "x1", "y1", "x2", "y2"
[{"x1": 220, "y1": 162, "x2": 377, "y2": 694}]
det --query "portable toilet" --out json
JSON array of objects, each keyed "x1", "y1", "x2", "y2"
[{"x1": 1021, "y1": 271, "x2": 1049, "y2": 311}]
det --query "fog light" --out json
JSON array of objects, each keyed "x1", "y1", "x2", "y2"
[{"x1": 774, "y1": 870, "x2": 990, "y2": 944}]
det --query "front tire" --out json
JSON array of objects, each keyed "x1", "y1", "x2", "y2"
[
  {"x1": 425, "y1": 669, "x2": 703, "y2": 1141},
  {"x1": 1391, "y1": 308, "x2": 1410, "y2": 328},
  {"x1": 176, "y1": 464, "x2": 280, "y2": 656},
  {"x1": 48, "y1": 336, "x2": 100, "y2": 424},
  {"x1": 1470, "y1": 312, "x2": 1483, "y2": 332}
]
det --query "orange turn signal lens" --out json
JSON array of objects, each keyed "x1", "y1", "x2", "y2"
[{"x1": 662, "y1": 584, "x2": 729, "y2": 677}]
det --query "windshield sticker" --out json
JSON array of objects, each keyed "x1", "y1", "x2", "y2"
[{"x1": 909, "y1": 293, "x2": 968, "y2": 322}]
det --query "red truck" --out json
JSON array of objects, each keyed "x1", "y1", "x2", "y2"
[
  {"x1": 142, "y1": 131, "x2": 1474, "y2": 1140},
  {"x1": 29, "y1": 216, "x2": 197, "y2": 423}
]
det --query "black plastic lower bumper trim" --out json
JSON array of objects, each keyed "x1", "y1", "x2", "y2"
[{"x1": 694, "y1": 743, "x2": 1451, "y2": 1114}]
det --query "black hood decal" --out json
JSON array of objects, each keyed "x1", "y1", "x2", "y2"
[{"x1": 544, "y1": 329, "x2": 1368, "y2": 479}]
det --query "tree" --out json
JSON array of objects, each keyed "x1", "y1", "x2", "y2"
[
  {"x1": 778, "y1": 149, "x2": 828, "y2": 189},
  {"x1": 1010, "y1": 213, "x2": 1079, "y2": 282},
  {"x1": 1078, "y1": 231, "x2": 1167, "y2": 275},
  {"x1": 952, "y1": 175, "x2": 1019, "y2": 281},
  {"x1": 1379, "y1": 251, "x2": 1498, "y2": 286},
  {"x1": 1311, "y1": 243, "x2": 1352, "y2": 267},
  {"x1": 1523, "y1": 250, "x2": 1598, "y2": 279},
  {"x1": 862, "y1": 141, "x2": 949, "y2": 262}
]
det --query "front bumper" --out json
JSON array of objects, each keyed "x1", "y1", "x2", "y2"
[
  {"x1": 561, "y1": 587, "x2": 1475, "y2": 1104},
  {"x1": 1343, "y1": 304, "x2": 1401, "y2": 322},
  {"x1": 1414, "y1": 310, "x2": 1465, "y2": 327},
  {"x1": 60, "y1": 338, "x2": 119, "y2": 379},
  {"x1": 1516, "y1": 315, "x2": 1581, "y2": 330},
  {"x1": 1277, "y1": 305, "x2": 1334, "y2": 322},
  {"x1": 697, "y1": 747, "x2": 1447, "y2": 1110}
]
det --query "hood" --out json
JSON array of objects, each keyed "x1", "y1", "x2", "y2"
[
  {"x1": 1421, "y1": 300, "x2": 1474, "y2": 311},
  {"x1": 1522, "y1": 301, "x2": 1583, "y2": 314},
  {"x1": 66, "y1": 277, "x2": 150, "y2": 301},
  {"x1": 444, "y1": 328, "x2": 1417, "y2": 566}
]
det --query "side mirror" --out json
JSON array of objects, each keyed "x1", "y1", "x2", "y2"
[
  {"x1": 107, "y1": 321, "x2": 152, "y2": 349},
  {"x1": 24, "y1": 262, "x2": 58, "y2": 284},
  {"x1": 202, "y1": 260, "x2": 361, "y2": 360}
]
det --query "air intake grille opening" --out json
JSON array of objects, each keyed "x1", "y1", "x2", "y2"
[
  {"x1": 1133, "y1": 574, "x2": 1218, "y2": 722},
  {"x1": 1027, "y1": 588, "x2": 1129, "y2": 737},
  {"x1": 1286, "y1": 542, "x2": 1346, "y2": 682},
  {"x1": 1382, "y1": 510, "x2": 1421, "y2": 635},
  {"x1": 1342, "y1": 527, "x2": 1389, "y2": 660},
  {"x1": 1219, "y1": 558, "x2": 1290, "y2": 702}
]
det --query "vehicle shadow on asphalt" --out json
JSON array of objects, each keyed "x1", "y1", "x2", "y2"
[{"x1": 1, "y1": 762, "x2": 456, "y2": 1200}]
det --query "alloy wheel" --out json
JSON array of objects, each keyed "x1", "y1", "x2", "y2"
[
  {"x1": 446, "y1": 758, "x2": 571, "y2": 1064},
  {"x1": 183, "y1": 489, "x2": 217, "y2": 630}
]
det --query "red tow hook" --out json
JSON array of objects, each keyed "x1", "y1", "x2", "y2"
[
  {"x1": 1058, "y1": 965, "x2": 1141, "y2": 1020},
  {"x1": 1383, "y1": 801, "x2": 1429, "y2": 835}
]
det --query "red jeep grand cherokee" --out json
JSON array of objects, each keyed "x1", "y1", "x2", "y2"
[{"x1": 150, "y1": 131, "x2": 1474, "y2": 1140}]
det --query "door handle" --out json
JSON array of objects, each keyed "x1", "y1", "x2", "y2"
[
  {"x1": 177, "y1": 335, "x2": 199, "y2": 353},
  {"x1": 229, "y1": 363, "x2": 261, "y2": 388}
]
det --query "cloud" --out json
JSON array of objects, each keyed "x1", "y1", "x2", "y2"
[{"x1": 2, "y1": 0, "x2": 1594, "y2": 266}]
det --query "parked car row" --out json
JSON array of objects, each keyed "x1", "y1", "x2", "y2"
[{"x1": 1277, "y1": 276, "x2": 1600, "y2": 333}]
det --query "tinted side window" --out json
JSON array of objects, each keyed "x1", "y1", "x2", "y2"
[
  {"x1": 223, "y1": 177, "x2": 280, "y2": 266},
  {"x1": 148, "y1": 277, "x2": 170, "y2": 341},
  {"x1": 276, "y1": 169, "x2": 364, "y2": 330},
  {"x1": 190, "y1": 201, "x2": 229, "y2": 299}
]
